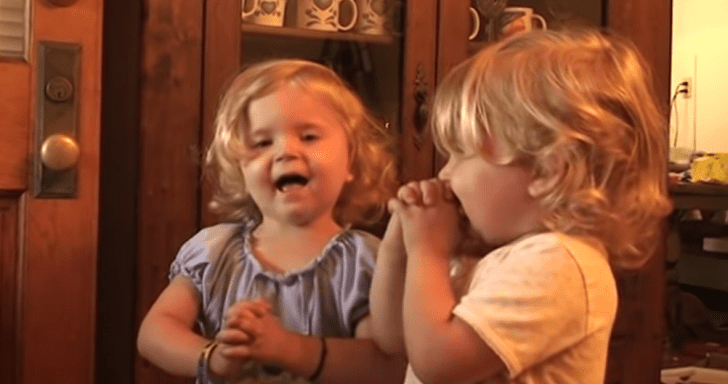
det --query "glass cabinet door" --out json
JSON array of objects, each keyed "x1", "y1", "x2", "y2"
[
  {"x1": 466, "y1": 0, "x2": 604, "y2": 55},
  {"x1": 238, "y1": 0, "x2": 404, "y2": 143},
  {"x1": 203, "y1": 0, "x2": 449, "y2": 203},
  {"x1": 201, "y1": 0, "x2": 475, "y2": 228}
]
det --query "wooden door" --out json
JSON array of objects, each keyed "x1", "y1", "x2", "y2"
[{"x1": 0, "y1": 0, "x2": 103, "y2": 383}]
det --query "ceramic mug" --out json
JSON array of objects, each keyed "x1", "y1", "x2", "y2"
[
  {"x1": 468, "y1": 7, "x2": 481, "y2": 41},
  {"x1": 242, "y1": 0, "x2": 287, "y2": 27},
  {"x1": 297, "y1": 0, "x2": 359, "y2": 31},
  {"x1": 499, "y1": 6, "x2": 546, "y2": 39},
  {"x1": 355, "y1": 0, "x2": 388, "y2": 35}
]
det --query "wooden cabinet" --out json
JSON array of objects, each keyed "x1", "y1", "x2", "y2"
[
  {"x1": 95, "y1": 1, "x2": 672, "y2": 383},
  {"x1": 132, "y1": 2, "x2": 474, "y2": 383}
]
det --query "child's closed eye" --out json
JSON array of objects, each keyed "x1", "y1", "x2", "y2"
[
  {"x1": 251, "y1": 138, "x2": 273, "y2": 148},
  {"x1": 301, "y1": 132, "x2": 320, "y2": 142}
]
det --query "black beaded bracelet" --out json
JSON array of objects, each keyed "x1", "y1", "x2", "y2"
[{"x1": 308, "y1": 336, "x2": 327, "y2": 382}]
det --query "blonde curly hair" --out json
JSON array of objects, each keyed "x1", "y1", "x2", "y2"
[
  {"x1": 431, "y1": 29, "x2": 672, "y2": 268},
  {"x1": 205, "y1": 59, "x2": 398, "y2": 227}
]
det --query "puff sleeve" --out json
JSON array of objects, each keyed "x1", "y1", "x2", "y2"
[
  {"x1": 168, "y1": 223, "x2": 241, "y2": 295},
  {"x1": 326, "y1": 230, "x2": 379, "y2": 336}
]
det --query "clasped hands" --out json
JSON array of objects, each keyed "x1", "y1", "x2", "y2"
[
  {"x1": 384, "y1": 178, "x2": 473, "y2": 261},
  {"x1": 212, "y1": 299, "x2": 288, "y2": 378}
]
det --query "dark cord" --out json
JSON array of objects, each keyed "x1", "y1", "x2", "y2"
[{"x1": 670, "y1": 84, "x2": 685, "y2": 148}]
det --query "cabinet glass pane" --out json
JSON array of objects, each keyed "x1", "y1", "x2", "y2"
[
  {"x1": 468, "y1": 0, "x2": 604, "y2": 53},
  {"x1": 507, "y1": 0, "x2": 603, "y2": 27},
  {"x1": 240, "y1": 0, "x2": 404, "y2": 137}
]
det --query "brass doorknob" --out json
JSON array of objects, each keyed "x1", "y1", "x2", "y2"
[{"x1": 40, "y1": 134, "x2": 80, "y2": 171}]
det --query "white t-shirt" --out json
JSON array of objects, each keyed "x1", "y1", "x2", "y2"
[{"x1": 405, "y1": 232, "x2": 618, "y2": 384}]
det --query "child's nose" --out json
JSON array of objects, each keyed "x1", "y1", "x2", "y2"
[
  {"x1": 275, "y1": 136, "x2": 302, "y2": 161},
  {"x1": 438, "y1": 159, "x2": 453, "y2": 179}
]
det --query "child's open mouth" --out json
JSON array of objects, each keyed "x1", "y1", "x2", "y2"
[{"x1": 275, "y1": 173, "x2": 309, "y2": 192}]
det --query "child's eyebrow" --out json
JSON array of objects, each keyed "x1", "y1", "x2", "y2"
[{"x1": 247, "y1": 127, "x2": 273, "y2": 136}]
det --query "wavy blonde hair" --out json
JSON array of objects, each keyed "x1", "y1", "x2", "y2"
[
  {"x1": 431, "y1": 29, "x2": 672, "y2": 268},
  {"x1": 205, "y1": 59, "x2": 398, "y2": 227}
]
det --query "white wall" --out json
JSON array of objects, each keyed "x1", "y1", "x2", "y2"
[{"x1": 671, "y1": 1, "x2": 728, "y2": 158}]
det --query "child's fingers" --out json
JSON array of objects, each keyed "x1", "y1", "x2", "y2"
[
  {"x1": 387, "y1": 198, "x2": 400, "y2": 214},
  {"x1": 388, "y1": 197, "x2": 405, "y2": 214},
  {"x1": 243, "y1": 300, "x2": 272, "y2": 318},
  {"x1": 228, "y1": 298, "x2": 270, "y2": 312},
  {"x1": 440, "y1": 180, "x2": 455, "y2": 202},
  {"x1": 397, "y1": 182, "x2": 422, "y2": 205},
  {"x1": 225, "y1": 309, "x2": 263, "y2": 332},
  {"x1": 216, "y1": 328, "x2": 253, "y2": 344},
  {"x1": 218, "y1": 343, "x2": 252, "y2": 359},
  {"x1": 226, "y1": 300, "x2": 272, "y2": 324},
  {"x1": 419, "y1": 179, "x2": 442, "y2": 205},
  {"x1": 244, "y1": 299, "x2": 273, "y2": 314}
]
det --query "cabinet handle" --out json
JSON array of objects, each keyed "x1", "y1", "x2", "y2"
[{"x1": 414, "y1": 63, "x2": 428, "y2": 148}]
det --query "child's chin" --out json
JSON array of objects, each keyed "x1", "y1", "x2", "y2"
[
  {"x1": 282, "y1": 209, "x2": 324, "y2": 226},
  {"x1": 457, "y1": 229, "x2": 492, "y2": 257}
]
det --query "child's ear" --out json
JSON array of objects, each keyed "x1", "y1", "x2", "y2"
[
  {"x1": 528, "y1": 175, "x2": 557, "y2": 197},
  {"x1": 527, "y1": 153, "x2": 565, "y2": 198}
]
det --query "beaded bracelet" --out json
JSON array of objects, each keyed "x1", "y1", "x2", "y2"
[{"x1": 307, "y1": 336, "x2": 327, "y2": 382}]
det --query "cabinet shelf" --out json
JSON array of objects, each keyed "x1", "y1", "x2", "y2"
[{"x1": 241, "y1": 23, "x2": 395, "y2": 44}]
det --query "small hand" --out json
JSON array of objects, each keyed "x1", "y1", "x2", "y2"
[
  {"x1": 210, "y1": 300, "x2": 271, "y2": 377},
  {"x1": 396, "y1": 179, "x2": 455, "y2": 207},
  {"x1": 390, "y1": 179, "x2": 460, "y2": 260},
  {"x1": 218, "y1": 300, "x2": 290, "y2": 367}
]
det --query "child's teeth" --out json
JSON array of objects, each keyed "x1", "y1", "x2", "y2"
[{"x1": 281, "y1": 184, "x2": 304, "y2": 192}]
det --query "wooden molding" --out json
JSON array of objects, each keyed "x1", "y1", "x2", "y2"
[
  {"x1": 0, "y1": 198, "x2": 19, "y2": 384},
  {"x1": 134, "y1": 0, "x2": 204, "y2": 383}
]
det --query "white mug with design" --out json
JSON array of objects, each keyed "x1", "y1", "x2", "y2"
[
  {"x1": 297, "y1": 0, "x2": 359, "y2": 31},
  {"x1": 499, "y1": 6, "x2": 547, "y2": 39},
  {"x1": 355, "y1": 0, "x2": 388, "y2": 35},
  {"x1": 242, "y1": 0, "x2": 287, "y2": 27}
]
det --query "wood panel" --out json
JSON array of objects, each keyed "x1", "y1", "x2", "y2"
[
  {"x1": 435, "y1": 1, "x2": 469, "y2": 97},
  {"x1": 0, "y1": 64, "x2": 29, "y2": 190},
  {"x1": 432, "y1": 0, "x2": 471, "y2": 171},
  {"x1": 96, "y1": 0, "x2": 142, "y2": 382},
  {"x1": 0, "y1": 198, "x2": 19, "y2": 384},
  {"x1": 135, "y1": 0, "x2": 204, "y2": 383},
  {"x1": 200, "y1": 0, "x2": 241, "y2": 228},
  {"x1": 608, "y1": 0, "x2": 672, "y2": 109},
  {"x1": 399, "y1": 0, "x2": 439, "y2": 183},
  {"x1": 606, "y1": 235, "x2": 668, "y2": 384}
]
